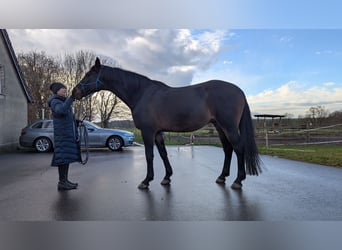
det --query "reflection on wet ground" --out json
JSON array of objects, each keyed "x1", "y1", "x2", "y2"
[{"x1": 0, "y1": 146, "x2": 341, "y2": 220}]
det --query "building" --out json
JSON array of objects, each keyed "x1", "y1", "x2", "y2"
[{"x1": 0, "y1": 29, "x2": 33, "y2": 151}]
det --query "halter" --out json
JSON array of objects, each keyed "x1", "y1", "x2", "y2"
[{"x1": 79, "y1": 66, "x2": 104, "y2": 96}]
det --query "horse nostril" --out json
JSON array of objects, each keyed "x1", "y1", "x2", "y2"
[{"x1": 72, "y1": 87, "x2": 82, "y2": 100}]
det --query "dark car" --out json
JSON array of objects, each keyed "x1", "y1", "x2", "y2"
[{"x1": 19, "y1": 119, "x2": 135, "y2": 152}]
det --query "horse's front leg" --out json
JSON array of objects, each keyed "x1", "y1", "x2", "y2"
[
  {"x1": 155, "y1": 132, "x2": 173, "y2": 185},
  {"x1": 138, "y1": 130, "x2": 155, "y2": 189}
]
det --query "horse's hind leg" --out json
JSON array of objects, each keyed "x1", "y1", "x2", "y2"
[
  {"x1": 227, "y1": 131, "x2": 246, "y2": 189},
  {"x1": 155, "y1": 132, "x2": 173, "y2": 185},
  {"x1": 216, "y1": 121, "x2": 246, "y2": 189},
  {"x1": 214, "y1": 123, "x2": 233, "y2": 184}
]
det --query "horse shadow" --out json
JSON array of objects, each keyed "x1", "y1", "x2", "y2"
[
  {"x1": 216, "y1": 184, "x2": 262, "y2": 220},
  {"x1": 139, "y1": 185, "x2": 176, "y2": 220},
  {"x1": 139, "y1": 183, "x2": 262, "y2": 221}
]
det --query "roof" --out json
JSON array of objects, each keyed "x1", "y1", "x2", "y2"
[
  {"x1": 254, "y1": 114, "x2": 286, "y2": 118},
  {"x1": 0, "y1": 29, "x2": 33, "y2": 103}
]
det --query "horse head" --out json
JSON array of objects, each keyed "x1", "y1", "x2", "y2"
[{"x1": 72, "y1": 57, "x2": 103, "y2": 100}]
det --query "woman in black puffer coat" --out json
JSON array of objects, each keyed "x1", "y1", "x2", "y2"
[{"x1": 48, "y1": 82, "x2": 81, "y2": 191}]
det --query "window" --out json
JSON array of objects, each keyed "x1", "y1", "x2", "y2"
[
  {"x1": 42, "y1": 120, "x2": 53, "y2": 128},
  {"x1": 0, "y1": 65, "x2": 4, "y2": 95},
  {"x1": 32, "y1": 121, "x2": 43, "y2": 129},
  {"x1": 32, "y1": 120, "x2": 53, "y2": 129}
]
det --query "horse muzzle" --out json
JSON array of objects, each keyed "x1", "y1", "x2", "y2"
[{"x1": 72, "y1": 86, "x2": 83, "y2": 100}]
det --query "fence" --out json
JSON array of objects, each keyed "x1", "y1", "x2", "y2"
[
  {"x1": 255, "y1": 123, "x2": 342, "y2": 147},
  {"x1": 109, "y1": 120, "x2": 342, "y2": 147}
]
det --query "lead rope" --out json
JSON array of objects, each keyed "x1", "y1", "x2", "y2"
[{"x1": 79, "y1": 122, "x2": 89, "y2": 165}]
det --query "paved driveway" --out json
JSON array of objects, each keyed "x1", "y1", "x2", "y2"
[{"x1": 0, "y1": 145, "x2": 341, "y2": 220}]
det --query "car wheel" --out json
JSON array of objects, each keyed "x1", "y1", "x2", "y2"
[
  {"x1": 107, "y1": 136, "x2": 123, "y2": 151},
  {"x1": 34, "y1": 137, "x2": 52, "y2": 152}
]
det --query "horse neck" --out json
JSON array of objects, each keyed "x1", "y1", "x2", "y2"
[{"x1": 102, "y1": 67, "x2": 153, "y2": 110}]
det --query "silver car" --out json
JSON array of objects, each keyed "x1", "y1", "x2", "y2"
[{"x1": 19, "y1": 119, "x2": 135, "y2": 152}]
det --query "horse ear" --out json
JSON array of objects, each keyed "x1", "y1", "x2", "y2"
[{"x1": 95, "y1": 57, "x2": 101, "y2": 68}]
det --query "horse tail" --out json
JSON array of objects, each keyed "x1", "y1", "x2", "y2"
[{"x1": 240, "y1": 101, "x2": 262, "y2": 175}]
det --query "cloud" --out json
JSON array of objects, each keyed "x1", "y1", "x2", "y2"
[
  {"x1": 8, "y1": 29, "x2": 227, "y2": 87},
  {"x1": 121, "y1": 29, "x2": 227, "y2": 85},
  {"x1": 279, "y1": 35, "x2": 293, "y2": 44},
  {"x1": 324, "y1": 82, "x2": 335, "y2": 86},
  {"x1": 191, "y1": 64, "x2": 262, "y2": 92},
  {"x1": 315, "y1": 50, "x2": 332, "y2": 55},
  {"x1": 8, "y1": 29, "x2": 342, "y2": 118},
  {"x1": 315, "y1": 50, "x2": 342, "y2": 56},
  {"x1": 247, "y1": 81, "x2": 342, "y2": 116}
]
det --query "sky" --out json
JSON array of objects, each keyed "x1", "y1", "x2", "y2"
[
  {"x1": 3, "y1": 0, "x2": 342, "y2": 118},
  {"x1": 7, "y1": 29, "x2": 342, "y2": 117}
]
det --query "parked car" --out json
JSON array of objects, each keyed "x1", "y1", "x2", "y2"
[{"x1": 19, "y1": 119, "x2": 135, "y2": 152}]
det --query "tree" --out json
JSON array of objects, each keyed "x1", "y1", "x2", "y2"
[
  {"x1": 61, "y1": 52, "x2": 123, "y2": 124},
  {"x1": 284, "y1": 113, "x2": 294, "y2": 119},
  {"x1": 94, "y1": 91, "x2": 119, "y2": 128},
  {"x1": 61, "y1": 51, "x2": 97, "y2": 121},
  {"x1": 92, "y1": 57, "x2": 123, "y2": 127},
  {"x1": 18, "y1": 50, "x2": 125, "y2": 125},
  {"x1": 306, "y1": 105, "x2": 329, "y2": 127},
  {"x1": 328, "y1": 110, "x2": 342, "y2": 124},
  {"x1": 17, "y1": 51, "x2": 61, "y2": 123}
]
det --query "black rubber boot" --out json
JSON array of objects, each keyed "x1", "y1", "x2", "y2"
[
  {"x1": 58, "y1": 165, "x2": 77, "y2": 191},
  {"x1": 64, "y1": 164, "x2": 78, "y2": 188},
  {"x1": 57, "y1": 181, "x2": 75, "y2": 191}
]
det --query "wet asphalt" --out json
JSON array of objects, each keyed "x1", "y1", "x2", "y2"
[{"x1": 0, "y1": 145, "x2": 341, "y2": 221}]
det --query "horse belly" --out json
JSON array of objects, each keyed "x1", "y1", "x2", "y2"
[{"x1": 158, "y1": 102, "x2": 211, "y2": 132}]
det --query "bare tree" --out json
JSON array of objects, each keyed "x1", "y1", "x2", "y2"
[
  {"x1": 328, "y1": 110, "x2": 342, "y2": 124},
  {"x1": 19, "y1": 50, "x2": 124, "y2": 125},
  {"x1": 61, "y1": 51, "x2": 97, "y2": 120},
  {"x1": 17, "y1": 51, "x2": 61, "y2": 123},
  {"x1": 306, "y1": 105, "x2": 329, "y2": 127},
  {"x1": 93, "y1": 91, "x2": 119, "y2": 128},
  {"x1": 92, "y1": 57, "x2": 122, "y2": 126}
]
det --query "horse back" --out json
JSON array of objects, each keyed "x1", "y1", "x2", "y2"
[
  {"x1": 200, "y1": 80, "x2": 247, "y2": 126},
  {"x1": 133, "y1": 80, "x2": 246, "y2": 131},
  {"x1": 202, "y1": 80, "x2": 246, "y2": 107}
]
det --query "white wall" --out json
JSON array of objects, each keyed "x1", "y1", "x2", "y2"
[{"x1": 0, "y1": 36, "x2": 28, "y2": 151}]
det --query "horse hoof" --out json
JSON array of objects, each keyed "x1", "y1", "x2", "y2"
[
  {"x1": 160, "y1": 179, "x2": 171, "y2": 185},
  {"x1": 138, "y1": 183, "x2": 149, "y2": 189},
  {"x1": 231, "y1": 182, "x2": 242, "y2": 189},
  {"x1": 216, "y1": 177, "x2": 225, "y2": 184}
]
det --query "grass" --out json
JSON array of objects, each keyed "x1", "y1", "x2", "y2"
[
  {"x1": 128, "y1": 128, "x2": 218, "y2": 145},
  {"x1": 258, "y1": 145, "x2": 342, "y2": 167},
  {"x1": 127, "y1": 128, "x2": 342, "y2": 168}
]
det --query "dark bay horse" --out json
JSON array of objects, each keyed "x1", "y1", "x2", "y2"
[{"x1": 72, "y1": 58, "x2": 261, "y2": 189}]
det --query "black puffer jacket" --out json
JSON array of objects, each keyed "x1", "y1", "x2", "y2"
[{"x1": 47, "y1": 95, "x2": 81, "y2": 166}]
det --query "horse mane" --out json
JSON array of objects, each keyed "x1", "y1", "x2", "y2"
[{"x1": 110, "y1": 66, "x2": 169, "y2": 89}]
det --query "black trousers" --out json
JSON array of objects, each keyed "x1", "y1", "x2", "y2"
[{"x1": 58, "y1": 164, "x2": 69, "y2": 182}]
